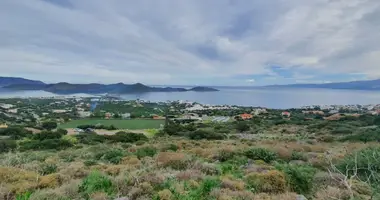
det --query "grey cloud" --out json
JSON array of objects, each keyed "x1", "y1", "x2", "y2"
[{"x1": 0, "y1": 0, "x2": 379, "y2": 85}]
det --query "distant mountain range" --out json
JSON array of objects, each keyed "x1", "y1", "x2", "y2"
[
  {"x1": 0, "y1": 77, "x2": 218, "y2": 94},
  {"x1": 263, "y1": 79, "x2": 380, "y2": 90},
  {"x1": 0, "y1": 77, "x2": 44, "y2": 87}
]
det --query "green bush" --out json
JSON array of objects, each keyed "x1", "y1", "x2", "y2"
[
  {"x1": 276, "y1": 164, "x2": 316, "y2": 195},
  {"x1": 95, "y1": 149, "x2": 124, "y2": 164},
  {"x1": 331, "y1": 127, "x2": 353, "y2": 134},
  {"x1": 341, "y1": 129, "x2": 380, "y2": 143},
  {"x1": 19, "y1": 139, "x2": 73, "y2": 151},
  {"x1": 79, "y1": 171, "x2": 114, "y2": 199},
  {"x1": 217, "y1": 149, "x2": 237, "y2": 162},
  {"x1": 188, "y1": 130, "x2": 225, "y2": 140},
  {"x1": 135, "y1": 146, "x2": 157, "y2": 159},
  {"x1": 84, "y1": 160, "x2": 98, "y2": 167},
  {"x1": 235, "y1": 122, "x2": 250, "y2": 132},
  {"x1": 55, "y1": 128, "x2": 68, "y2": 135},
  {"x1": 135, "y1": 140, "x2": 146, "y2": 146},
  {"x1": 338, "y1": 147, "x2": 380, "y2": 184},
  {"x1": 108, "y1": 132, "x2": 148, "y2": 143},
  {"x1": 245, "y1": 148, "x2": 278, "y2": 163},
  {"x1": 41, "y1": 121, "x2": 57, "y2": 131},
  {"x1": 245, "y1": 170, "x2": 286, "y2": 193},
  {"x1": 0, "y1": 139, "x2": 17, "y2": 153},
  {"x1": 291, "y1": 151, "x2": 307, "y2": 161},
  {"x1": 38, "y1": 163, "x2": 58, "y2": 175},
  {"x1": 163, "y1": 143, "x2": 179, "y2": 152},
  {"x1": 0, "y1": 127, "x2": 32, "y2": 139},
  {"x1": 75, "y1": 134, "x2": 106, "y2": 145},
  {"x1": 31, "y1": 131, "x2": 63, "y2": 140}
]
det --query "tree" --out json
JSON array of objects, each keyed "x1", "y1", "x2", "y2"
[
  {"x1": 374, "y1": 116, "x2": 380, "y2": 126},
  {"x1": 235, "y1": 121, "x2": 250, "y2": 132},
  {"x1": 42, "y1": 121, "x2": 57, "y2": 131}
]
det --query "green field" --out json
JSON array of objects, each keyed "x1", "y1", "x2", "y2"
[{"x1": 59, "y1": 119, "x2": 165, "y2": 130}]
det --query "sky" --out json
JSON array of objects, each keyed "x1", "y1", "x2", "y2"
[{"x1": 1, "y1": 0, "x2": 380, "y2": 86}]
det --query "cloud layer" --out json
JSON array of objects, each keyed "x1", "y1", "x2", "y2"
[{"x1": 1, "y1": 0, "x2": 379, "y2": 85}]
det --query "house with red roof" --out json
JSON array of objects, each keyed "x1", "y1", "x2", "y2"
[{"x1": 281, "y1": 111, "x2": 291, "y2": 117}]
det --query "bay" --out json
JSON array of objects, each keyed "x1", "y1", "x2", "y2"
[{"x1": 0, "y1": 88, "x2": 380, "y2": 109}]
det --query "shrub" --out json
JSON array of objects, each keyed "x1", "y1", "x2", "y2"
[
  {"x1": 340, "y1": 129, "x2": 380, "y2": 143},
  {"x1": 0, "y1": 127, "x2": 32, "y2": 139},
  {"x1": 42, "y1": 121, "x2": 58, "y2": 131},
  {"x1": 235, "y1": 122, "x2": 250, "y2": 132},
  {"x1": 19, "y1": 139, "x2": 73, "y2": 151},
  {"x1": 135, "y1": 140, "x2": 146, "y2": 146},
  {"x1": 109, "y1": 132, "x2": 148, "y2": 143},
  {"x1": 188, "y1": 130, "x2": 225, "y2": 140},
  {"x1": 337, "y1": 147, "x2": 380, "y2": 184},
  {"x1": 62, "y1": 135, "x2": 78, "y2": 145},
  {"x1": 290, "y1": 151, "x2": 307, "y2": 161},
  {"x1": 331, "y1": 127, "x2": 353, "y2": 134},
  {"x1": 39, "y1": 163, "x2": 58, "y2": 175},
  {"x1": 245, "y1": 148, "x2": 278, "y2": 163},
  {"x1": 55, "y1": 128, "x2": 68, "y2": 135},
  {"x1": 217, "y1": 148, "x2": 237, "y2": 162},
  {"x1": 75, "y1": 134, "x2": 106, "y2": 145},
  {"x1": 31, "y1": 131, "x2": 62, "y2": 140},
  {"x1": 162, "y1": 143, "x2": 179, "y2": 152},
  {"x1": 84, "y1": 160, "x2": 98, "y2": 167},
  {"x1": 156, "y1": 152, "x2": 190, "y2": 170},
  {"x1": 0, "y1": 139, "x2": 17, "y2": 153},
  {"x1": 245, "y1": 170, "x2": 286, "y2": 193},
  {"x1": 16, "y1": 192, "x2": 32, "y2": 200},
  {"x1": 79, "y1": 171, "x2": 114, "y2": 198},
  {"x1": 95, "y1": 149, "x2": 124, "y2": 164},
  {"x1": 158, "y1": 189, "x2": 173, "y2": 200},
  {"x1": 221, "y1": 176, "x2": 245, "y2": 191},
  {"x1": 38, "y1": 173, "x2": 62, "y2": 188},
  {"x1": 0, "y1": 167, "x2": 39, "y2": 193},
  {"x1": 276, "y1": 164, "x2": 316, "y2": 195},
  {"x1": 135, "y1": 146, "x2": 157, "y2": 159}
]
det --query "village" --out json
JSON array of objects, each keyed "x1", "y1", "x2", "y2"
[{"x1": 1, "y1": 96, "x2": 380, "y2": 132}]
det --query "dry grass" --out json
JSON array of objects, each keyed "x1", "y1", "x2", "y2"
[
  {"x1": 156, "y1": 152, "x2": 190, "y2": 170},
  {"x1": 58, "y1": 162, "x2": 88, "y2": 182},
  {"x1": 0, "y1": 167, "x2": 39, "y2": 193},
  {"x1": 158, "y1": 189, "x2": 173, "y2": 200},
  {"x1": 245, "y1": 170, "x2": 286, "y2": 194},
  {"x1": 314, "y1": 186, "x2": 350, "y2": 200},
  {"x1": 120, "y1": 156, "x2": 141, "y2": 167},
  {"x1": 38, "y1": 173, "x2": 62, "y2": 189},
  {"x1": 221, "y1": 176, "x2": 245, "y2": 191},
  {"x1": 176, "y1": 169, "x2": 203, "y2": 181}
]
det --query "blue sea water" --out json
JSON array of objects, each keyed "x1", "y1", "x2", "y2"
[{"x1": 1, "y1": 88, "x2": 380, "y2": 109}]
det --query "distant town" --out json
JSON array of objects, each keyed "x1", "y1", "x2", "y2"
[{"x1": 1, "y1": 95, "x2": 379, "y2": 132}]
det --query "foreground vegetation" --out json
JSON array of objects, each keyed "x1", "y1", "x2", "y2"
[
  {"x1": 2, "y1": 98, "x2": 380, "y2": 200},
  {"x1": 1, "y1": 117, "x2": 380, "y2": 200}
]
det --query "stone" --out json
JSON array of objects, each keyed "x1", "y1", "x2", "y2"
[
  {"x1": 114, "y1": 197, "x2": 129, "y2": 200},
  {"x1": 296, "y1": 194, "x2": 307, "y2": 200}
]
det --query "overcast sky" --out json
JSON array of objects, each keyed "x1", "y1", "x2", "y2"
[{"x1": 1, "y1": 0, "x2": 380, "y2": 86}]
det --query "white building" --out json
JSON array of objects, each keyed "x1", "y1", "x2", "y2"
[{"x1": 121, "y1": 113, "x2": 131, "y2": 119}]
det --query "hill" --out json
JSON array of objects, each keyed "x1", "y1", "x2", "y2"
[
  {"x1": 263, "y1": 79, "x2": 380, "y2": 90},
  {"x1": 2, "y1": 78, "x2": 218, "y2": 94},
  {"x1": 0, "y1": 77, "x2": 44, "y2": 87}
]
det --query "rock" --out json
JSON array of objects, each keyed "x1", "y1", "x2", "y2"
[{"x1": 296, "y1": 195, "x2": 308, "y2": 200}]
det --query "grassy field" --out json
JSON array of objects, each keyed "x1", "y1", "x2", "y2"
[{"x1": 59, "y1": 119, "x2": 165, "y2": 129}]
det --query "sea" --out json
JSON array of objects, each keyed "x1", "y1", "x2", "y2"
[{"x1": 1, "y1": 87, "x2": 380, "y2": 109}]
